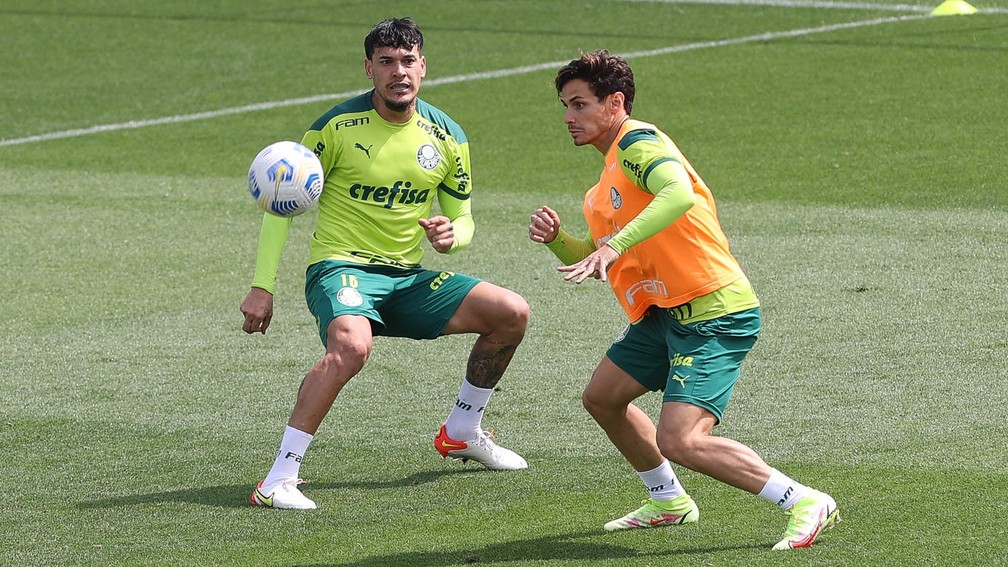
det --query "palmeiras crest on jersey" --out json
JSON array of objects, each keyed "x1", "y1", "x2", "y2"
[
  {"x1": 337, "y1": 287, "x2": 364, "y2": 307},
  {"x1": 417, "y1": 144, "x2": 441, "y2": 170},
  {"x1": 610, "y1": 186, "x2": 622, "y2": 209}
]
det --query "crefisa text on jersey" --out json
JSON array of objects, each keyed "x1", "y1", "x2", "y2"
[
  {"x1": 348, "y1": 180, "x2": 430, "y2": 208},
  {"x1": 415, "y1": 120, "x2": 446, "y2": 141}
]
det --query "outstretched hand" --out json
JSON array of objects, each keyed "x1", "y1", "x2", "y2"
[
  {"x1": 558, "y1": 244, "x2": 620, "y2": 284},
  {"x1": 419, "y1": 216, "x2": 455, "y2": 253}
]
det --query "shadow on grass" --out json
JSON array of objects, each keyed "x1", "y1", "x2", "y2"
[
  {"x1": 76, "y1": 468, "x2": 480, "y2": 509},
  {"x1": 295, "y1": 531, "x2": 762, "y2": 566}
]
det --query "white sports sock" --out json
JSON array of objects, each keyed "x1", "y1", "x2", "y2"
[
  {"x1": 444, "y1": 379, "x2": 493, "y2": 440},
  {"x1": 757, "y1": 468, "x2": 810, "y2": 510},
  {"x1": 638, "y1": 460, "x2": 686, "y2": 500},
  {"x1": 262, "y1": 426, "x2": 313, "y2": 488}
]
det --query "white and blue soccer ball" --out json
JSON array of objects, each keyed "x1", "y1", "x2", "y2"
[{"x1": 247, "y1": 141, "x2": 324, "y2": 217}]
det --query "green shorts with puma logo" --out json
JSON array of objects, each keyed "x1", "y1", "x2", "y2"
[
  {"x1": 305, "y1": 259, "x2": 480, "y2": 345},
  {"x1": 606, "y1": 306, "x2": 761, "y2": 423}
]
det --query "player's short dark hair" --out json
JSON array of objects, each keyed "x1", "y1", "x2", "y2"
[
  {"x1": 364, "y1": 17, "x2": 424, "y2": 59},
  {"x1": 555, "y1": 49, "x2": 635, "y2": 115}
]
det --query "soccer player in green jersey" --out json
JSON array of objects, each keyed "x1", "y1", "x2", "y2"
[{"x1": 241, "y1": 17, "x2": 530, "y2": 510}]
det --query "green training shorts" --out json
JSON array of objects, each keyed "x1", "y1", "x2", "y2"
[
  {"x1": 606, "y1": 306, "x2": 761, "y2": 423},
  {"x1": 304, "y1": 259, "x2": 481, "y2": 345}
]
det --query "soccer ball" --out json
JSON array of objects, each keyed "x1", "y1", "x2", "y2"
[{"x1": 247, "y1": 141, "x2": 324, "y2": 217}]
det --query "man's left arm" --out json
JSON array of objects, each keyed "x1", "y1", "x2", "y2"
[
  {"x1": 431, "y1": 139, "x2": 474, "y2": 254},
  {"x1": 605, "y1": 148, "x2": 696, "y2": 254}
]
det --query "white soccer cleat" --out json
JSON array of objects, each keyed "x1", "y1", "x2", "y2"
[
  {"x1": 250, "y1": 478, "x2": 317, "y2": 510},
  {"x1": 434, "y1": 423, "x2": 528, "y2": 470}
]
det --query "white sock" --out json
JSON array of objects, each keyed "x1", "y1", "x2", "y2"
[
  {"x1": 444, "y1": 379, "x2": 493, "y2": 440},
  {"x1": 638, "y1": 460, "x2": 686, "y2": 500},
  {"x1": 757, "y1": 468, "x2": 809, "y2": 510},
  {"x1": 262, "y1": 426, "x2": 313, "y2": 488}
]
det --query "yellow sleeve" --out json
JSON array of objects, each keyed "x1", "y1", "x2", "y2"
[
  {"x1": 437, "y1": 191, "x2": 474, "y2": 254},
  {"x1": 606, "y1": 159, "x2": 695, "y2": 254},
  {"x1": 250, "y1": 212, "x2": 293, "y2": 293},
  {"x1": 544, "y1": 226, "x2": 597, "y2": 265},
  {"x1": 437, "y1": 139, "x2": 474, "y2": 254}
]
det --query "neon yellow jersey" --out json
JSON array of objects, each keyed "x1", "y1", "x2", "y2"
[
  {"x1": 302, "y1": 91, "x2": 473, "y2": 267},
  {"x1": 250, "y1": 91, "x2": 474, "y2": 293}
]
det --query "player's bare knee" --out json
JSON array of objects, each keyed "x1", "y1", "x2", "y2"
[
  {"x1": 318, "y1": 340, "x2": 371, "y2": 380},
  {"x1": 657, "y1": 433, "x2": 699, "y2": 469},
  {"x1": 581, "y1": 388, "x2": 598, "y2": 416},
  {"x1": 581, "y1": 386, "x2": 611, "y2": 419},
  {"x1": 497, "y1": 290, "x2": 530, "y2": 338},
  {"x1": 474, "y1": 292, "x2": 528, "y2": 341}
]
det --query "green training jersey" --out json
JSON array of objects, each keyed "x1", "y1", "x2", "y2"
[
  {"x1": 303, "y1": 91, "x2": 472, "y2": 267},
  {"x1": 250, "y1": 91, "x2": 474, "y2": 293}
]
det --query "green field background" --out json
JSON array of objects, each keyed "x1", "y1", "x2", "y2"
[{"x1": 2, "y1": 1, "x2": 1007, "y2": 565}]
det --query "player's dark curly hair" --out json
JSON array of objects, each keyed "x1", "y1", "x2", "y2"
[
  {"x1": 364, "y1": 17, "x2": 424, "y2": 59},
  {"x1": 555, "y1": 49, "x2": 635, "y2": 115}
]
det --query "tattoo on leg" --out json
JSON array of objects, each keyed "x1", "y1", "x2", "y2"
[{"x1": 465, "y1": 339, "x2": 518, "y2": 389}]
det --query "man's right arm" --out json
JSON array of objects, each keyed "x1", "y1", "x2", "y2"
[
  {"x1": 251, "y1": 212, "x2": 294, "y2": 294},
  {"x1": 545, "y1": 227, "x2": 596, "y2": 266},
  {"x1": 241, "y1": 213, "x2": 292, "y2": 335},
  {"x1": 529, "y1": 205, "x2": 596, "y2": 265}
]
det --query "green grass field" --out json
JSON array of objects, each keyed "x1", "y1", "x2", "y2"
[{"x1": 2, "y1": 1, "x2": 1007, "y2": 565}]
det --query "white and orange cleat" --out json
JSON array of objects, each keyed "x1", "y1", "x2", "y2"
[{"x1": 434, "y1": 423, "x2": 528, "y2": 471}]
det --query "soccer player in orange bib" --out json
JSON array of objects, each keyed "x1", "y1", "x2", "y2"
[{"x1": 528, "y1": 50, "x2": 838, "y2": 550}]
